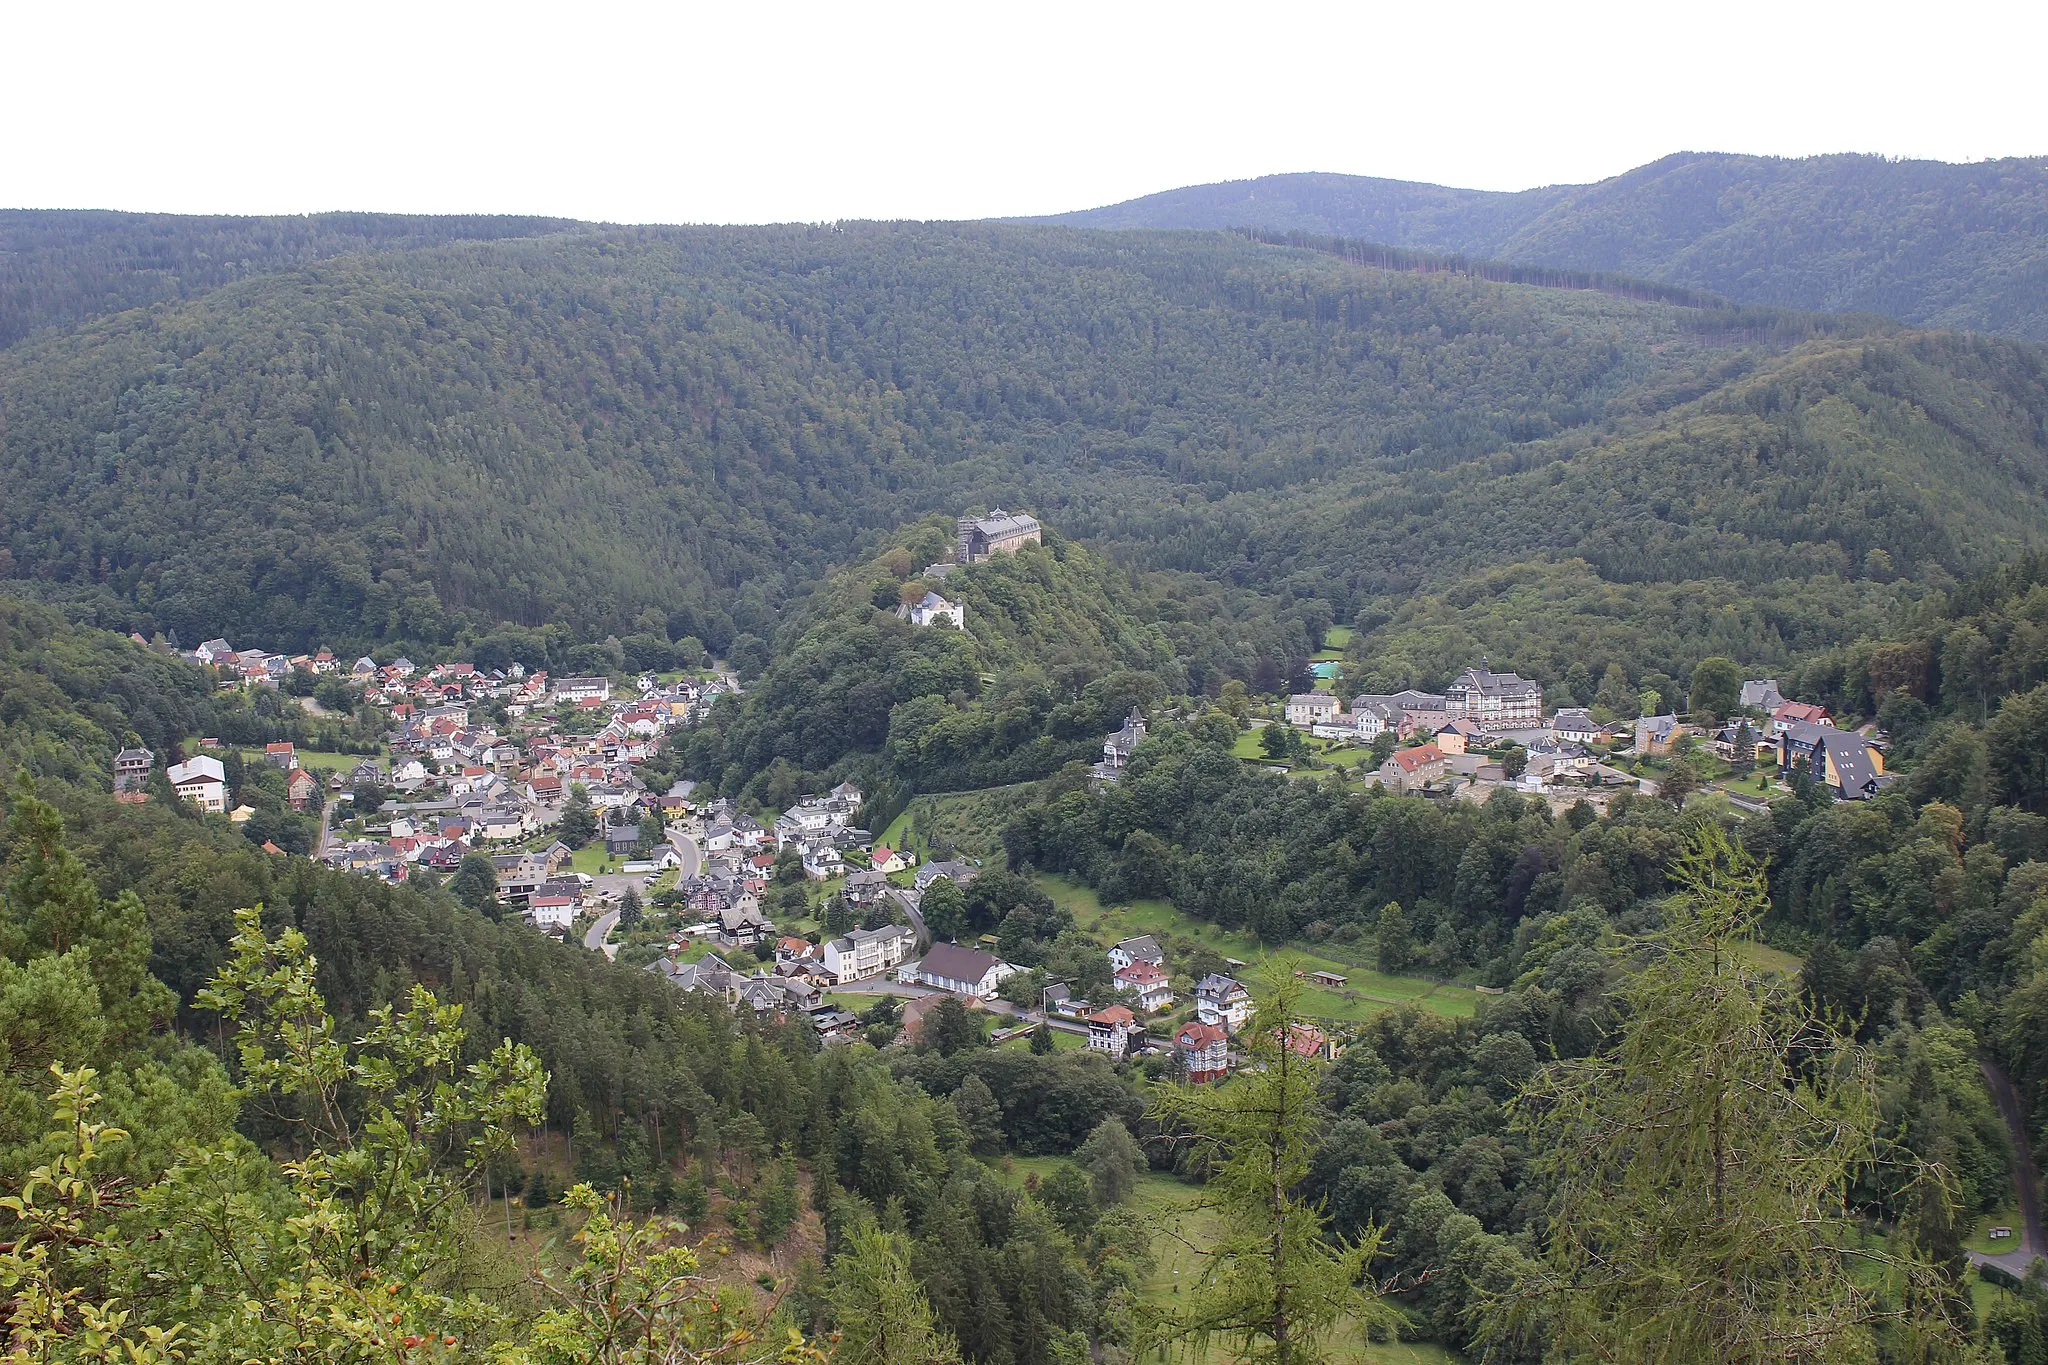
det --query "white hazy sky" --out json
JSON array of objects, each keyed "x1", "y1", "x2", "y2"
[{"x1": 8, "y1": 0, "x2": 2046, "y2": 224}]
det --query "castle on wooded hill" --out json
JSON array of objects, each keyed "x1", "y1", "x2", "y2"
[{"x1": 956, "y1": 509, "x2": 1042, "y2": 563}]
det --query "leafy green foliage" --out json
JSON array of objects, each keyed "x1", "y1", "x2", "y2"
[{"x1": 0, "y1": 209, "x2": 578, "y2": 348}]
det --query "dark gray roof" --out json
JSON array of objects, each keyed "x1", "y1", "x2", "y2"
[
  {"x1": 1113, "y1": 935, "x2": 1164, "y2": 962},
  {"x1": 918, "y1": 942, "x2": 1000, "y2": 984},
  {"x1": 1821, "y1": 731, "x2": 1884, "y2": 798}
]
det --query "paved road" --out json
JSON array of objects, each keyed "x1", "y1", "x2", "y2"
[
  {"x1": 581, "y1": 829, "x2": 701, "y2": 959},
  {"x1": 899, "y1": 894, "x2": 931, "y2": 951},
  {"x1": 1973, "y1": 1057, "x2": 2046, "y2": 1279},
  {"x1": 583, "y1": 907, "x2": 620, "y2": 954}
]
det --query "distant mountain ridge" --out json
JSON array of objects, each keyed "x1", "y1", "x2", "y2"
[
  {"x1": 0, "y1": 209, "x2": 585, "y2": 348},
  {"x1": 1032, "y1": 152, "x2": 2048, "y2": 340}
]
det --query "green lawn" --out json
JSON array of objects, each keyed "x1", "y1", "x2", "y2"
[
  {"x1": 822, "y1": 990, "x2": 909, "y2": 1013},
  {"x1": 1965, "y1": 1210, "x2": 2025, "y2": 1257},
  {"x1": 1324, "y1": 625, "x2": 1356, "y2": 649},
  {"x1": 239, "y1": 747, "x2": 369, "y2": 774},
  {"x1": 1231, "y1": 728, "x2": 1275, "y2": 760},
  {"x1": 1734, "y1": 940, "x2": 1806, "y2": 976},
  {"x1": 878, "y1": 786, "x2": 1036, "y2": 863},
  {"x1": 878, "y1": 804, "x2": 915, "y2": 852},
  {"x1": 569, "y1": 845, "x2": 614, "y2": 875},
  {"x1": 1228, "y1": 727, "x2": 1372, "y2": 772},
  {"x1": 1037, "y1": 875, "x2": 1479, "y2": 1021},
  {"x1": 998, "y1": 1025, "x2": 1086, "y2": 1051}
]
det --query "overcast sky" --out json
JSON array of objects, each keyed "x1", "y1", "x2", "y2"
[{"x1": 9, "y1": 0, "x2": 2044, "y2": 224}]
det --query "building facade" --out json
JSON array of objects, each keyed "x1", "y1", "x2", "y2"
[{"x1": 956, "y1": 510, "x2": 1043, "y2": 563}]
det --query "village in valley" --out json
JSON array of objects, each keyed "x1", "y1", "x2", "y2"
[{"x1": 107, "y1": 505, "x2": 1890, "y2": 1087}]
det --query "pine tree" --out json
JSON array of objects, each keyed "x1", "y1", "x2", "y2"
[
  {"x1": 952, "y1": 1074, "x2": 1005, "y2": 1157},
  {"x1": 1374, "y1": 901, "x2": 1412, "y2": 974},
  {"x1": 450, "y1": 850, "x2": 502, "y2": 918},
  {"x1": 1492, "y1": 824, "x2": 1963, "y2": 1363},
  {"x1": 559, "y1": 782, "x2": 598, "y2": 846},
  {"x1": 826, "y1": 1225, "x2": 961, "y2": 1365},
  {"x1": 1144, "y1": 961, "x2": 1380, "y2": 1365},
  {"x1": 1075, "y1": 1116, "x2": 1146, "y2": 1205}
]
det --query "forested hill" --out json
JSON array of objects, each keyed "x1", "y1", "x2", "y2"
[
  {"x1": 0, "y1": 208, "x2": 583, "y2": 347},
  {"x1": 3, "y1": 220, "x2": 2048, "y2": 685},
  {"x1": 1036, "y1": 153, "x2": 2048, "y2": 339}
]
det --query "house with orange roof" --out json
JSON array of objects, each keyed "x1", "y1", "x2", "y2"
[
  {"x1": 1376, "y1": 741, "x2": 1445, "y2": 793},
  {"x1": 1087, "y1": 1004, "x2": 1140, "y2": 1057},
  {"x1": 1174, "y1": 1020, "x2": 1230, "y2": 1082}
]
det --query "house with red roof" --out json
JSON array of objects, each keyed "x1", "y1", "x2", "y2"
[
  {"x1": 1087, "y1": 1005, "x2": 1140, "y2": 1057},
  {"x1": 1771, "y1": 700, "x2": 1832, "y2": 735},
  {"x1": 1376, "y1": 742, "x2": 1445, "y2": 793},
  {"x1": 1115, "y1": 959, "x2": 1174, "y2": 1012},
  {"x1": 1174, "y1": 1020, "x2": 1230, "y2": 1083}
]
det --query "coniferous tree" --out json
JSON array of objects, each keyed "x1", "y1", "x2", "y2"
[
  {"x1": 952, "y1": 1074, "x2": 1005, "y2": 1158},
  {"x1": 450, "y1": 850, "x2": 502, "y2": 918},
  {"x1": 1144, "y1": 962, "x2": 1381, "y2": 1365},
  {"x1": 1075, "y1": 1116, "x2": 1146, "y2": 1206},
  {"x1": 826, "y1": 1225, "x2": 961, "y2": 1365},
  {"x1": 558, "y1": 782, "x2": 598, "y2": 847},
  {"x1": 1374, "y1": 901, "x2": 1413, "y2": 975},
  {"x1": 1493, "y1": 824, "x2": 1962, "y2": 1363}
]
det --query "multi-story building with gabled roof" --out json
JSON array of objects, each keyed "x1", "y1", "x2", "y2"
[{"x1": 956, "y1": 509, "x2": 1042, "y2": 563}]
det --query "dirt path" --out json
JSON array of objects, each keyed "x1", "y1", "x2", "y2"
[{"x1": 1973, "y1": 1057, "x2": 2045, "y2": 1279}]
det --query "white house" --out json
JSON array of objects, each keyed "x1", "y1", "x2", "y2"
[
  {"x1": 800, "y1": 842, "x2": 845, "y2": 880},
  {"x1": 823, "y1": 924, "x2": 916, "y2": 984},
  {"x1": 1285, "y1": 693, "x2": 1340, "y2": 728},
  {"x1": 1086, "y1": 1005, "x2": 1140, "y2": 1056},
  {"x1": 166, "y1": 756, "x2": 227, "y2": 813},
  {"x1": 905, "y1": 591, "x2": 965, "y2": 628},
  {"x1": 556, "y1": 676, "x2": 612, "y2": 703},
  {"x1": 1549, "y1": 708, "x2": 1608, "y2": 744},
  {"x1": 527, "y1": 897, "x2": 576, "y2": 930},
  {"x1": 1195, "y1": 973, "x2": 1252, "y2": 1033},
  {"x1": 1115, "y1": 960, "x2": 1174, "y2": 1012},
  {"x1": 1107, "y1": 935, "x2": 1164, "y2": 973},
  {"x1": 1446, "y1": 665, "x2": 1542, "y2": 729},
  {"x1": 910, "y1": 942, "x2": 1014, "y2": 998}
]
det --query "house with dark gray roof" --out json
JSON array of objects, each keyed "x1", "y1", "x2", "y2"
[
  {"x1": 1778, "y1": 723, "x2": 1889, "y2": 800},
  {"x1": 910, "y1": 942, "x2": 1013, "y2": 997}
]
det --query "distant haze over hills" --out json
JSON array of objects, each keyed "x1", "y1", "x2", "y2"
[{"x1": 1030, "y1": 152, "x2": 2048, "y2": 340}]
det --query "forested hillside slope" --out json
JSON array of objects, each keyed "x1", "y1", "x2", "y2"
[
  {"x1": 0, "y1": 208, "x2": 582, "y2": 347},
  {"x1": 1039, "y1": 152, "x2": 2048, "y2": 339},
  {"x1": 6, "y1": 218, "x2": 2047, "y2": 687}
]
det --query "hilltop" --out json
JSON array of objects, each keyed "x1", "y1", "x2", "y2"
[
  {"x1": 1035, "y1": 152, "x2": 2048, "y2": 339},
  {"x1": 0, "y1": 208, "x2": 584, "y2": 347},
  {"x1": 1, "y1": 217, "x2": 2045, "y2": 696}
]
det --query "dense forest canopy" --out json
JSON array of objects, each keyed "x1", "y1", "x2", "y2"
[
  {"x1": 0, "y1": 208, "x2": 584, "y2": 347},
  {"x1": 4, "y1": 218, "x2": 2047, "y2": 695},
  {"x1": 1037, "y1": 151, "x2": 2048, "y2": 340},
  {"x1": 12, "y1": 144, "x2": 2048, "y2": 1361}
]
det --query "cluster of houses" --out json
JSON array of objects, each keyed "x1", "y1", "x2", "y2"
[
  {"x1": 644, "y1": 850, "x2": 1005, "y2": 1041},
  {"x1": 112, "y1": 743, "x2": 325, "y2": 823},
  {"x1": 116, "y1": 633, "x2": 745, "y2": 904},
  {"x1": 1275, "y1": 662, "x2": 1892, "y2": 804}
]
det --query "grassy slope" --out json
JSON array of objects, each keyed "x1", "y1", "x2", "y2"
[{"x1": 1038, "y1": 873, "x2": 1478, "y2": 1020}]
